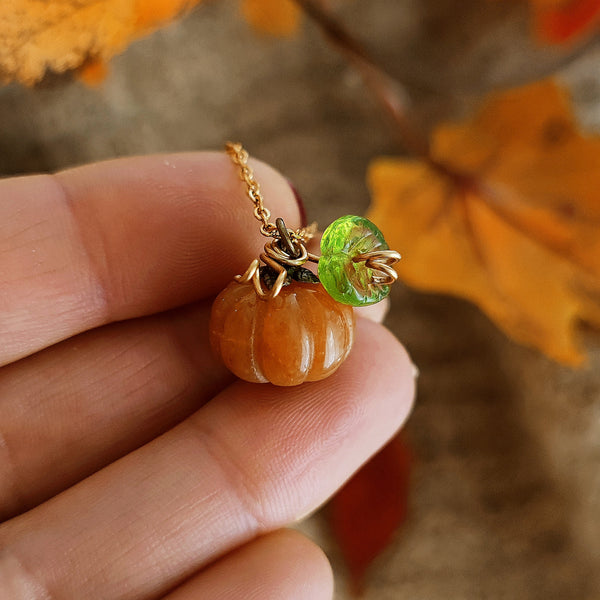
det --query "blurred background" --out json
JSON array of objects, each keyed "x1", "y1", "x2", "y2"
[{"x1": 1, "y1": 0, "x2": 600, "y2": 598}]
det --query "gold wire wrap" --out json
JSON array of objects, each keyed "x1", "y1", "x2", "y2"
[
  {"x1": 226, "y1": 142, "x2": 399, "y2": 300},
  {"x1": 227, "y1": 142, "x2": 317, "y2": 299},
  {"x1": 353, "y1": 250, "x2": 401, "y2": 286},
  {"x1": 234, "y1": 237, "x2": 320, "y2": 299}
]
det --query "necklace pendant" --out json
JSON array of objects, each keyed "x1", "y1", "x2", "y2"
[
  {"x1": 210, "y1": 143, "x2": 401, "y2": 386},
  {"x1": 210, "y1": 280, "x2": 354, "y2": 386}
]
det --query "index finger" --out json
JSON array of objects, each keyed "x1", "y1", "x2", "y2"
[{"x1": 0, "y1": 152, "x2": 300, "y2": 365}]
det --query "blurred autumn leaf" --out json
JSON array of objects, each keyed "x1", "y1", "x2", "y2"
[
  {"x1": 530, "y1": 0, "x2": 600, "y2": 42},
  {"x1": 0, "y1": 0, "x2": 202, "y2": 85},
  {"x1": 241, "y1": 0, "x2": 301, "y2": 36},
  {"x1": 0, "y1": 0, "x2": 299, "y2": 85},
  {"x1": 329, "y1": 435, "x2": 411, "y2": 596},
  {"x1": 367, "y1": 79, "x2": 600, "y2": 365}
]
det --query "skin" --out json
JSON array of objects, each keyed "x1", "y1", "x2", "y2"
[{"x1": 0, "y1": 152, "x2": 415, "y2": 600}]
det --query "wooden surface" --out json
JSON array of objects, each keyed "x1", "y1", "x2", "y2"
[{"x1": 1, "y1": 1, "x2": 599, "y2": 598}]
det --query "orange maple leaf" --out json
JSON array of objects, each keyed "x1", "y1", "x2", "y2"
[
  {"x1": 367, "y1": 79, "x2": 600, "y2": 365},
  {"x1": 241, "y1": 0, "x2": 301, "y2": 36},
  {"x1": 530, "y1": 0, "x2": 600, "y2": 42},
  {"x1": 0, "y1": 0, "x2": 201, "y2": 85},
  {"x1": 0, "y1": 0, "x2": 302, "y2": 85}
]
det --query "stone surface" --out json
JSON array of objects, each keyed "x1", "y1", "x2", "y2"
[
  {"x1": 319, "y1": 214, "x2": 391, "y2": 306},
  {"x1": 1, "y1": 0, "x2": 600, "y2": 598}
]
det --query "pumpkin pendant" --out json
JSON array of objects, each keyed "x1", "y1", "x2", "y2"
[
  {"x1": 211, "y1": 143, "x2": 401, "y2": 386},
  {"x1": 209, "y1": 214, "x2": 400, "y2": 386},
  {"x1": 210, "y1": 281, "x2": 355, "y2": 386}
]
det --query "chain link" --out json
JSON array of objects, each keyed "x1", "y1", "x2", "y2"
[
  {"x1": 225, "y1": 142, "x2": 315, "y2": 242},
  {"x1": 225, "y1": 142, "x2": 277, "y2": 237}
]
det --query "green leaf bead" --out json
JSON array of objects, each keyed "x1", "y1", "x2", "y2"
[{"x1": 318, "y1": 215, "x2": 391, "y2": 307}]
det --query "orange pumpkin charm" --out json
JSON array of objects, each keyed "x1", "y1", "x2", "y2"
[
  {"x1": 212, "y1": 143, "x2": 400, "y2": 387},
  {"x1": 210, "y1": 281, "x2": 355, "y2": 386}
]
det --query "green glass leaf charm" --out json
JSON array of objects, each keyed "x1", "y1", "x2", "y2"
[{"x1": 318, "y1": 215, "x2": 392, "y2": 307}]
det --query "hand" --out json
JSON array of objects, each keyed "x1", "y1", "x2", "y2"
[{"x1": 0, "y1": 153, "x2": 415, "y2": 600}]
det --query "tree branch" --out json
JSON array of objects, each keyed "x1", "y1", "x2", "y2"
[{"x1": 294, "y1": 0, "x2": 430, "y2": 158}]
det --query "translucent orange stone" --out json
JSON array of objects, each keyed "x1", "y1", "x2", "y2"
[{"x1": 209, "y1": 281, "x2": 355, "y2": 386}]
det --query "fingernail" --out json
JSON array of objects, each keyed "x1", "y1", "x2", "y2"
[
  {"x1": 411, "y1": 363, "x2": 420, "y2": 379},
  {"x1": 287, "y1": 179, "x2": 308, "y2": 227}
]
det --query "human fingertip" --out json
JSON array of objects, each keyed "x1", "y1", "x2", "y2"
[
  {"x1": 275, "y1": 529, "x2": 334, "y2": 600},
  {"x1": 353, "y1": 296, "x2": 390, "y2": 324},
  {"x1": 353, "y1": 318, "x2": 416, "y2": 427}
]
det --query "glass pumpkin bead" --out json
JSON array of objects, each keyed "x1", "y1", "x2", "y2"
[
  {"x1": 209, "y1": 281, "x2": 355, "y2": 387},
  {"x1": 318, "y1": 215, "x2": 391, "y2": 307}
]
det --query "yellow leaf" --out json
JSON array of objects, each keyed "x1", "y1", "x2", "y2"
[
  {"x1": 0, "y1": 0, "x2": 200, "y2": 85},
  {"x1": 367, "y1": 79, "x2": 600, "y2": 365},
  {"x1": 241, "y1": 0, "x2": 301, "y2": 36}
]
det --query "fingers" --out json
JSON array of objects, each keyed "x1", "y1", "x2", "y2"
[
  {"x1": 0, "y1": 319, "x2": 414, "y2": 600},
  {"x1": 162, "y1": 529, "x2": 333, "y2": 600},
  {"x1": 0, "y1": 300, "x2": 231, "y2": 520},
  {"x1": 0, "y1": 287, "x2": 391, "y2": 521},
  {"x1": 0, "y1": 152, "x2": 300, "y2": 365}
]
